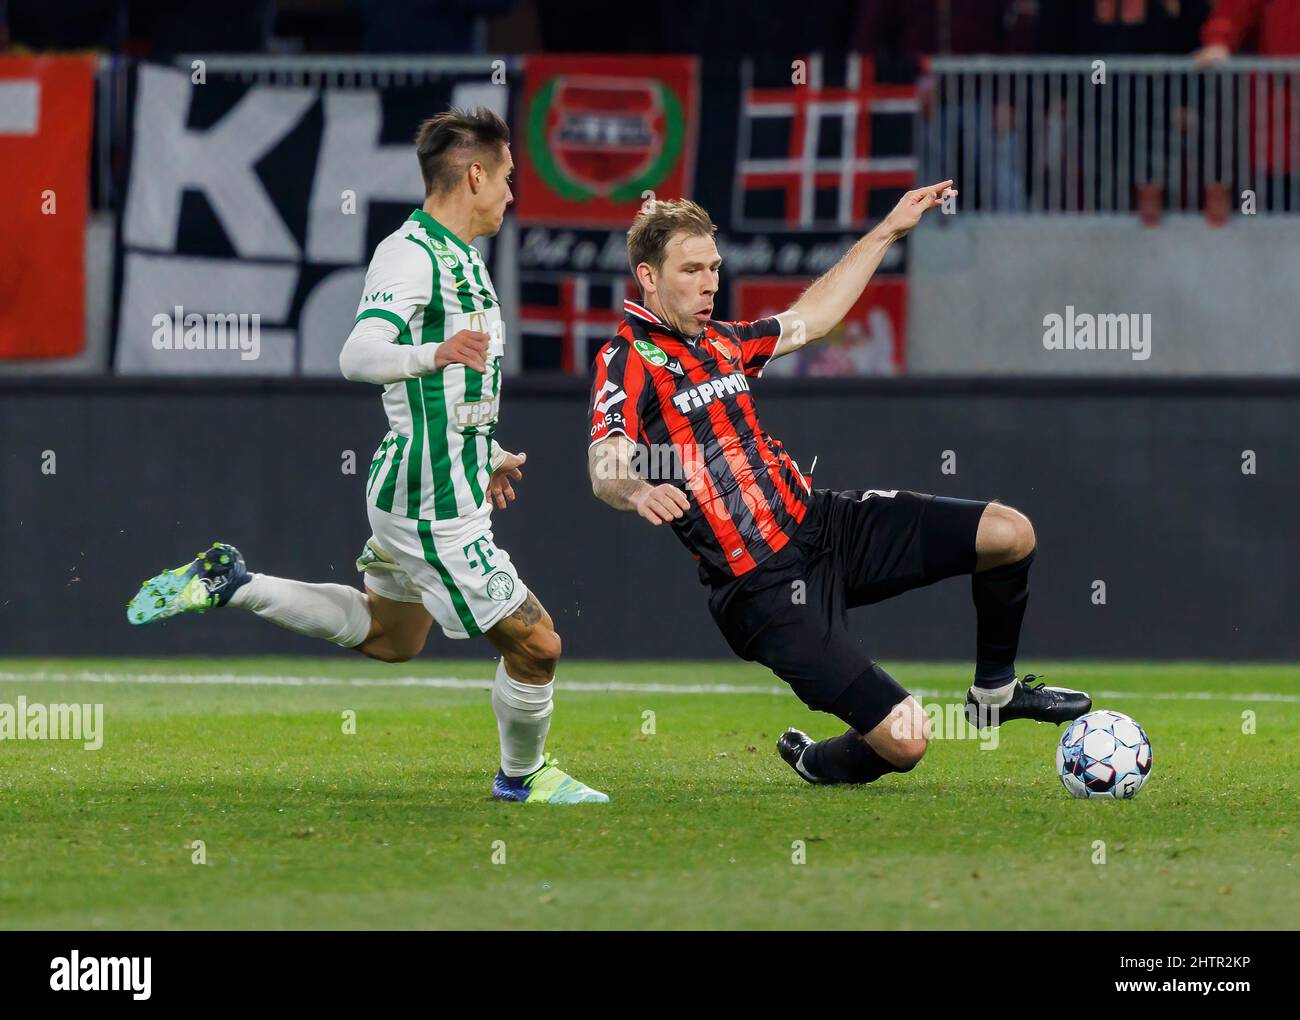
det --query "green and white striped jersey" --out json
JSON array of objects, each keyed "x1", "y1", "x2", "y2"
[{"x1": 354, "y1": 208, "x2": 503, "y2": 521}]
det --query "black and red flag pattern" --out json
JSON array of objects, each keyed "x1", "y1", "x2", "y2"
[{"x1": 589, "y1": 299, "x2": 812, "y2": 578}]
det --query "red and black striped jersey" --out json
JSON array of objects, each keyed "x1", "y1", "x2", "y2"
[{"x1": 589, "y1": 299, "x2": 813, "y2": 579}]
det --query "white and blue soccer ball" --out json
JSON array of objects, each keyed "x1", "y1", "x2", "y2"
[{"x1": 1056, "y1": 710, "x2": 1153, "y2": 799}]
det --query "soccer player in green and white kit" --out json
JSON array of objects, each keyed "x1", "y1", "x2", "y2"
[{"x1": 128, "y1": 108, "x2": 607, "y2": 804}]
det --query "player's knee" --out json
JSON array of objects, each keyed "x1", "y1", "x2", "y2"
[
  {"x1": 359, "y1": 625, "x2": 426, "y2": 664},
  {"x1": 1008, "y1": 508, "x2": 1036, "y2": 560},
  {"x1": 388, "y1": 633, "x2": 427, "y2": 662},
  {"x1": 508, "y1": 624, "x2": 560, "y2": 680},
  {"x1": 888, "y1": 734, "x2": 928, "y2": 772},
  {"x1": 880, "y1": 698, "x2": 929, "y2": 770},
  {"x1": 524, "y1": 625, "x2": 562, "y2": 674},
  {"x1": 983, "y1": 504, "x2": 1036, "y2": 563},
  {"x1": 364, "y1": 637, "x2": 422, "y2": 664}
]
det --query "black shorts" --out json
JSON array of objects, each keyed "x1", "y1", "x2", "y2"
[{"x1": 707, "y1": 489, "x2": 987, "y2": 734}]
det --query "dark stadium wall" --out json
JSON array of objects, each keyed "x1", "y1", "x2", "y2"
[{"x1": 2, "y1": 378, "x2": 1297, "y2": 662}]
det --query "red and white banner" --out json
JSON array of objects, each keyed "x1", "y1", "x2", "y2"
[{"x1": 0, "y1": 55, "x2": 95, "y2": 359}]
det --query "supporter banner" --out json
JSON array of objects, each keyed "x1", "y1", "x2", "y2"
[
  {"x1": 114, "y1": 61, "x2": 513, "y2": 376},
  {"x1": 0, "y1": 55, "x2": 95, "y2": 360},
  {"x1": 517, "y1": 54, "x2": 699, "y2": 227},
  {"x1": 518, "y1": 53, "x2": 917, "y2": 374}
]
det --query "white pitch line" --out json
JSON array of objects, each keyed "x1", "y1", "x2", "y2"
[{"x1": 0, "y1": 671, "x2": 1297, "y2": 703}]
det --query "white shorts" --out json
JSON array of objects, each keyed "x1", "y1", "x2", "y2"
[{"x1": 361, "y1": 502, "x2": 529, "y2": 640}]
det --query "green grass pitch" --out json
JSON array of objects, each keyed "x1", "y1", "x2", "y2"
[{"x1": 0, "y1": 658, "x2": 1296, "y2": 930}]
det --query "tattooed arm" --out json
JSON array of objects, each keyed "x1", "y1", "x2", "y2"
[{"x1": 588, "y1": 434, "x2": 690, "y2": 526}]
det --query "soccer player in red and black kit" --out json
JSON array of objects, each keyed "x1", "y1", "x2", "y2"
[{"x1": 587, "y1": 183, "x2": 1092, "y2": 788}]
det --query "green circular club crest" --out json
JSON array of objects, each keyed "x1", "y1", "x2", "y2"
[
  {"x1": 486, "y1": 571, "x2": 515, "y2": 602},
  {"x1": 527, "y1": 77, "x2": 685, "y2": 203},
  {"x1": 633, "y1": 339, "x2": 668, "y2": 367}
]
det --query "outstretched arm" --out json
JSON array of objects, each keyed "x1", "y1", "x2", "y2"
[
  {"x1": 772, "y1": 180, "x2": 955, "y2": 358},
  {"x1": 588, "y1": 434, "x2": 690, "y2": 526},
  {"x1": 339, "y1": 322, "x2": 491, "y2": 384}
]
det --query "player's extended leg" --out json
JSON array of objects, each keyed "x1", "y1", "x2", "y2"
[
  {"x1": 353, "y1": 589, "x2": 432, "y2": 662},
  {"x1": 964, "y1": 503, "x2": 1091, "y2": 725},
  {"x1": 707, "y1": 535, "x2": 930, "y2": 787},
  {"x1": 483, "y1": 593, "x2": 608, "y2": 804},
  {"x1": 127, "y1": 542, "x2": 434, "y2": 662},
  {"x1": 824, "y1": 490, "x2": 1090, "y2": 727}
]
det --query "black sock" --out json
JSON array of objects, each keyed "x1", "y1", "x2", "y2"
[
  {"x1": 971, "y1": 548, "x2": 1035, "y2": 688},
  {"x1": 802, "y1": 729, "x2": 897, "y2": 784}
]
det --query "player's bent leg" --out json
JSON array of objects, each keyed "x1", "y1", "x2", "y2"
[
  {"x1": 966, "y1": 501, "x2": 1091, "y2": 726},
  {"x1": 353, "y1": 589, "x2": 433, "y2": 663},
  {"x1": 484, "y1": 594, "x2": 607, "y2": 805},
  {"x1": 865, "y1": 695, "x2": 931, "y2": 770},
  {"x1": 485, "y1": 592, "x2": 561, "y2": 683},
  {"x1": 776, "y1": 663, "x2": 930, "y2": 786},
  {"x1": 974, "y1": 501, "x2": 1036, "y2": 571}
]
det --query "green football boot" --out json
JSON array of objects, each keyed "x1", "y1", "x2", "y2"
[
  {"x1": 492, "y1": 756, "x2": 609, "y2": 804},
  {"x1": 127, "y1": 543, "x2": 250, "y2": 625}
]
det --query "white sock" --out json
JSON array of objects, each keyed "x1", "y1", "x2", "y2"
[
  {"x1": 968, "y1": 678, "x2": 1018, "y2": 708},
  {"x1": 229, "y1": 573, "x2": 372, "y2": 648},
  {"x1": 491, "y1": 658, "x2": 553, "y2": 778}
]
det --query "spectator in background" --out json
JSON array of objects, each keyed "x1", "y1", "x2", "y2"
[
  {"x1": 361, "y1": 0, "x2": 516, "y2": 54},
  {"x1": 655, "y1": 0, "x2": 853, "y2": 58},
  {"x1": 1036, "y1": 0, "x2": 1210, "y2": 54},
  {"x1": 1194, "y1": 0, "x2": 1300, "y2": 210},
  {"x1": 855, "y1": 2, "x2": 1037, "y2": 212},
  {"x1": 136, "y1": 0, "x2": 275, "y2": 55},
  {"x1": 1194, "y1": 0, "x2": 1300, "y2": 61},
  {"x1": 5, "y1": 0, "x2": 127, "y2": 51},
  {"x1": 853, "y1": 0, "x2": 1036, "y2": 70}
]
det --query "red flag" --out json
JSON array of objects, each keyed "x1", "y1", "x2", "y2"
[{"x1": 0, "y1": 55, "x2": 95, "y2": 359}]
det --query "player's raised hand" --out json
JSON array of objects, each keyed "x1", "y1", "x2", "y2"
[
  {"x1": 487, "y1": 450, "x2": 526, "y2": 510},
  {"x1": 433, "y1": 329, "x2": 490, "y2": 373},
  {"x1": 632, "y1": 483, "x2": 691, "y2": 526},
  {"x1": 882, "y1": 180, "x2": 957, "y2": 237}
]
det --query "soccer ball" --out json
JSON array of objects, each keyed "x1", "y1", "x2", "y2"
[{"x1": 1056, "y1": 710, "x2": 1152, "y2": 799}]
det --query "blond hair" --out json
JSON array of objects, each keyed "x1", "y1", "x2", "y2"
[{"x1": 626, "y1": 199, "x2": 716, "y2": 286}]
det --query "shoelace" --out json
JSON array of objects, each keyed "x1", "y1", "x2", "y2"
[{"x1": 1022, "y1": 674, "x2": 1062, "y2": 701}]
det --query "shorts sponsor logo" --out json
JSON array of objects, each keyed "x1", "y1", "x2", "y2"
[
  {"x1": 463, "y1": 536, "x2": 498, "y2": 576},
  {"x1": 486, "y1": 571, "x2": 515, "y2": 602}
]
